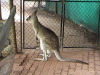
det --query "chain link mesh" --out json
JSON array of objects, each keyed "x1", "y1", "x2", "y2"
[
  {"x1": 63, "y1": 2, "x2": 98, "y2": 47},
  {"x1": 23, "y1": 1, "x2": 99, "y2": 48},
  {"x1": 45, "y1": 1, "x2": 99, "y2": 48},
  {"x1": 1, "y1": 0, "x2": 99, "y2": 51}
]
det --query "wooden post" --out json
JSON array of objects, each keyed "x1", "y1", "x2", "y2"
[
  {"x1": 0, "y1": 0, "x2": 2, "y2": 20},
  {"x1": 9, "y1": 0, "x2": 18, "y2": 53}
]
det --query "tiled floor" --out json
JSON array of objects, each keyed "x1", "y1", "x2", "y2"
[{"x1": 11, "y1": 48, "x2": 100, "y2": 75}]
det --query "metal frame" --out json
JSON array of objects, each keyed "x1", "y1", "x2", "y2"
[
  {"x1": 23, "y1": 0, "x2": 25, "y2": 49},
  {"x1": 60, "y1": 1, "x2": 65, "y2": 51},
  {"x1": 98, "y1": 5, "x2": 100, "y2": 48}
]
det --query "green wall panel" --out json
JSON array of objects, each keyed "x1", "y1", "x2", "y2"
[{"x1": 46, "y1": 2, "x2": 100, "y2": 33}]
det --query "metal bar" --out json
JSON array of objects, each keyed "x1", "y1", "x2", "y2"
[
  {"x1": 60, "y1": 2, "x2": 64, "y2": 51},
  {"x1": 55, "y1": 2, "x2": 58, "y2": 14},
  {"x1": 23, "y1": 1, "x2": 25, "y2": 49},
  {"x1": 63, "y1": 46, "x2": 97, "y2": 48},
  {"x1": 23, "y1": 0, "x2": 100, "y2": 2},
  {"x1": 20, "y1": 0, "x2": 23, "y2": 52},
  {"x1": 24, "y1": 0, "x2": 100, "y2": 2},
  {"x1": 59, "y1": 3, "x2": 62, "y2": 51},
  {"x1": 23, "y1": 46, "x2": 98, "y2": 49},
  {"x1": 62, "y1": 2, "x2": 65, "y2": 50},
  {"x1": 97, "y1": 5, "x2": 100, "y2": 48},
  {"x1": 64, "y1": 1, "x2": 100, "y2": 2}
]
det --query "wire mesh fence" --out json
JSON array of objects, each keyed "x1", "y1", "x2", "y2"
[
  {"x1": 0, "y1": 0, "x2": 99, "y2": 52},
  {"x1": 62, "y1": 2, "x2": 99, "y2": 48},
  {"x1": 45, "y1": 1, "x2": 99, "y2": 48},
  {"x1": 23, "y1": 1, "x2": 99, "y2": 49}
]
